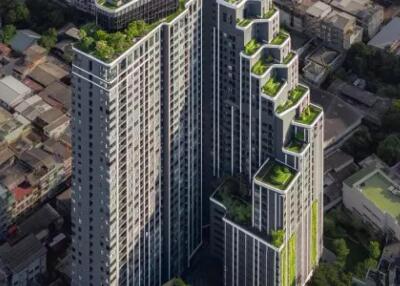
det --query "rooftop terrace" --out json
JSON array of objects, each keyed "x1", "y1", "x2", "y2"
[
  {"x1": 359, "y1": 172, "x2": 400, "y2": 220},
  {"x1": 213, "y1": 178, "x2": 252, "y2": 225},
  {"x1": 77, "y1": 0, "x2": 186, "y2": 62},
  {"x1": 295, "y1": 105, "x2": 322, "y2": 125},
  {"x1": 256, "y1": 160, "x2": 297, "y2": 190}
]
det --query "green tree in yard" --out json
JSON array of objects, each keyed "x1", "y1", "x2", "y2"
[
  {"x1": 377, "y1": 135, "x2": 400, "y2": 166},
  {"x1": 310, "y1": 263, "x2": 352, "y2": 286},
  {"x1": 368, "y1": 241, "x2": 380, "y2": 260},
  {"x1": 3, "y1": 2, "x2": 29, "y2": 25},
  {"x1": 1, "y1": 24, "x2": 16, "y2": 43},
  {"x1": 38, "y1": 28, "x2": 57, "y2": 50},
  {"x1": 332, "y1": 239, "x2": 349, "y2": 268}
]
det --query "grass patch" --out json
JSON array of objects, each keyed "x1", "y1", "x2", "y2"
[
  {"x1": 264, "y1": 7, "x2": 277, "y2": 19},
  {"x1": 286, "y1": 139, "x2": 304, "y2": 153},
  {"x1": 244, "y1": 39, "x2": 261, "y2": 55},
  {"x1": 237, "y1": 18, "x2": 252, "y2": 27},
  {"x1": 271, "y1": 31, "x2": 288, "y2": 45},
  {"x1": 262, "y1": 77, "x2": 283, "y2": 97},
  {"x1": 283, "y1": 52, "x2": 295, "y2": 64},
  {"x1": 277, "y1": 85, "x2": 307, "y2": 113},
  {"x1": 296, "y1": 105, "x2": 321, "y2": 125},
  {"x1": 271, "y1": 229, "x2": 285, "y2": 247},
  {"x1": 256, "y1": 160, "x2": 296, "y2": 190}
]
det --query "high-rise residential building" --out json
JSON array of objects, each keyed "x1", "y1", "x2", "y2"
[
  {"x1": 70, "y1": 0, "x2": 202, "y2": 285},
  {"x1": 205, "y1": 0, "x2": 324, "y2": 285}
]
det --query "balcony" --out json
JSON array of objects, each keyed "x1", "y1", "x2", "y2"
[
  {"x1": 251, "y1": 56, "x2": 274, "y2": 75},
  {"x1": 262, "y1": 77, "x2": 283, "y2": 97},
  {"x1": 244, "y1": 39, "x2": 261, "y2": 56},
  {"x1": 283, "y1": 52, "x2": 295, "y2": 64},
  {"x1": 263, "y1": 7, "x2": 277, "y2": 19},
  {"x1": 271, "y1": 31, "x2": 289, "y2": 46},
  {"x1": 237, "y1": 18, "x2": 252, "y2": 27},
  {"x1": 256, "y1": 160, "x2": 296, "y2": 190},
  {"x1": 276, "y1": 85, "x2": 307, "y2": 113},
  {"x1": 295, "y1": 105, "x2": 322, "y2": 125}
]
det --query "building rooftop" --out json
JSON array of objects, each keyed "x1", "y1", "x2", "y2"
[
  {"x1": 38, "y1": 81, "x2": 72, "y2": 112},
  {"x1": 14, "y1": 95, "x2": 53, "y2": 122},
  {"x1": 255, "y1": 160, "x2": 297, "y2": 190},
  {"x1": 9, "y1": 30, "x2": 41, "y2": 53},
  {"x1": 213, "y1": 177, "x2": 252, "y2": 225},
  {"x1": 325, "y1": 150, "x2": 354, "y2": 173},
  {"x1": 0, "y1": 76, "x2": 32, "y2": 109},
  {"x1": 0, "y1": 234, "x2": 46, "y2": 273},
  {"x1": 345, "y1": 167, "x2": 400, "y2": 219},
  {"x1": 310, "y1": 88, "x2": 363, "y2": 149},
  {"x1": 306, "y1": 1, "x2": 332, "y2": 18},
  {"x1": 368, "y1": 17, "x2": 400, "y2": 52}
]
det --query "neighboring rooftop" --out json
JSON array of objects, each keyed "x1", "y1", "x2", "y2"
[
  {"x1": 9, "y1": 30, "x2": 41, "y2": 54},
  {"x1": 306, "y1": 1, "x2": 332, "y2": 18},
  {"x1": 255, "y1": 160, "x2": 297, "y2": 190},
  {"x1": 368, "y1": 17, "x2": 400, "y2": 54},
  {"x1": 0, "y1": 234, "x2": 46, "y2": 273},
  {"x1": 0, "y1": 76, "x2": 32, "y2": 109},
  {"x1": 345, "y1": 168, "x2": 400, "y2": 220}
]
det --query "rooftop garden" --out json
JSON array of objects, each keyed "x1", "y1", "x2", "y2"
[
  {"x1": 256, "y1": 160, "x2": 296, "y2": 190},
  {"x1": 252, "y1": 55, "x2": 274, "y2": 75},
  {"x1": 264, "y1": 7, "x2": 277, "y2": 19},
  {"x1": 276, "y1": 85, "x2": 307, "y2": 113},
  {"x1": 237, "y1": 18, "x2": 252, "y2": 27},
  {"x1": 214, "y1": 178, "x2": 252, "y2": 225},
  {"x1": 262, "y1": 77, "x2": 283, "y2": 97},
  {"x1": 285, "y1": 139, "x2": 304, "y2": 153},
  {"x1": 283, "y1": 52, "x2": 295, "y2": 64},
  {"x1": 77, "y1": 0, "x2": 186, "y2": 62},
  {"x1": 244, "y1": 39, "x2": 261, "y2": 55},
  {"x1": 271, "y1": 31, "x2": 289, "y2": 46},
  {"x1": 296, "y1": 105, "x2": 322, "y2": 125}
]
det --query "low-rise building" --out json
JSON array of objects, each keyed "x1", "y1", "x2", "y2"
[
  {"x1": 343, "y1": 165, "x2": 400, "y2": 240},
  {"x1": 34, "y1": 108, "x2": 69, "y2": 139},
  {"x1": 0, "y1": 76, "x2": 32, "y2": 111},
  {"x1": 327, "y1": 0, "x2": 384, "y2": 38},
  {"x1": 0, "y1": 107, "x2": 31, "y2": 144},
  {"x1": 368, "y1": 17, "x2": 400, "y2": 55},
  {"x1": 14, "y1": 95, "x2": 53, "y2": 122},
  {"x1": 0, "y1": 234, "x2": 47, "y2": 286}
]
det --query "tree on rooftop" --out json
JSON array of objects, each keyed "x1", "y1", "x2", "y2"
[
  {"x1": 95, "y1": 40, "x2": 114, "y2": 61},
  {"x1": 309, "y1": 263, "x2": 351, "y2": 286},
  {"x1": 1, "y1": 24, "x2": 16, "y2": 44}
]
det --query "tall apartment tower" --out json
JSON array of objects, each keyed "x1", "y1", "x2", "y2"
[
  {"x1": 71, "y1": 0, "x2": 202, "y2": 285},
  {"x1": 205, "y1": 0, "x2": 324, "y2": 285}
]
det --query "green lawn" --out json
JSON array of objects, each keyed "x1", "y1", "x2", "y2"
[
  {"x1": 283, "y1": 52, "x2": 295, "y2": 64},
  {"x1": 271, "y1": 31, "x2": 288, "y2": 45},
  {"x1": 237, "y1": 18, "x2": 252, "y2": 27},
  {"x1": 286, "y1": 140, "x2": 304, "y2": 153},
  {"x1": 361, "y1": 172, "x2": 400, "y2": 219},
  {"x1": 296, "y1": 105, "x2": 322, "y2": 124},
  {"x1": 264, "y1": 7, "x2": 277, "y2": 19},
  {"x1": 256, "y1": 160, "x2": 296, "y2": 190}
]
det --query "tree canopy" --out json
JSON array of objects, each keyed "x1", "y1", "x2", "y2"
[
  {"x1": 1, "y1": 24, "x2": 16, "y2": 43},
  {"x1": 377, "y1": 135, "x2": 400, "y2": 166}
]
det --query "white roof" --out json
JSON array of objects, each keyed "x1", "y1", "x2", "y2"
[
  {"x1": 306, "y1": 1, "x2": 332, "y2": 18},
  {"x1": 368, "y1": 17, "x2": 400, "y2": 50},
  {"x1": 0, "y1": 76, "x2": 31, "y2": 108}
]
